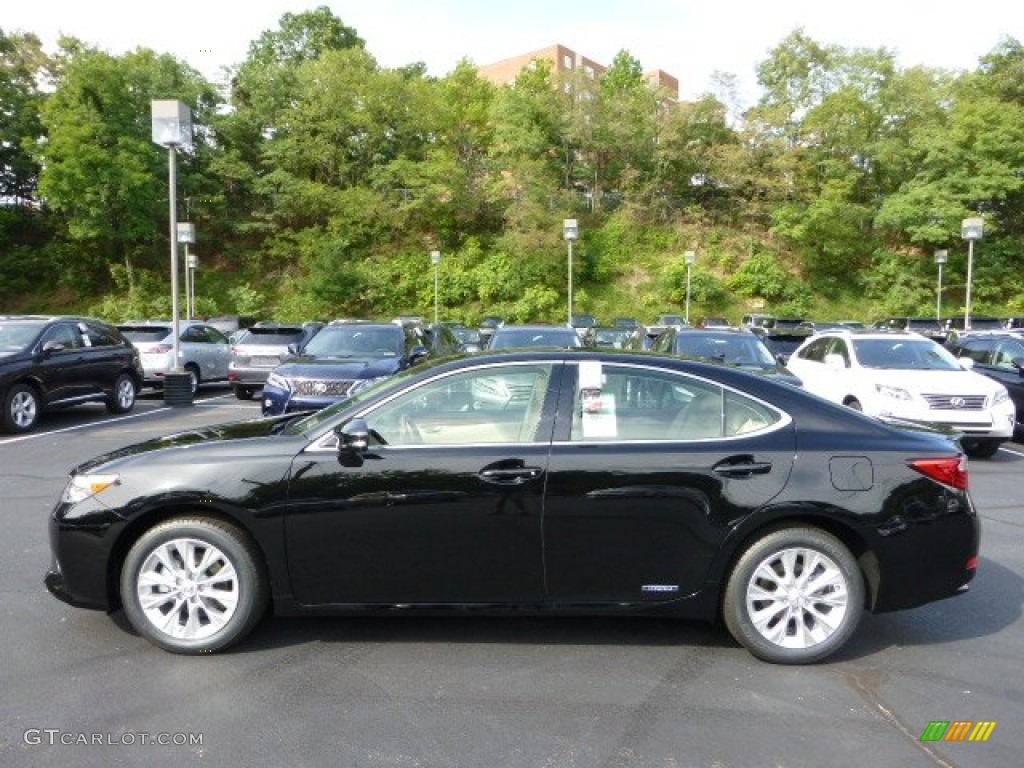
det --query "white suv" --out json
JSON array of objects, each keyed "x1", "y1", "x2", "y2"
[{"x1": 787, "y1": 331, "x2": 1014, "y2": 458}]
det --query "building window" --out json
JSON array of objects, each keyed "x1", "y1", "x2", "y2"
[{"x1": 563, "y1": 54, "x2": 574, "y2": 70}]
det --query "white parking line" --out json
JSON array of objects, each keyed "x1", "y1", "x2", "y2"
[
  {"x1": 0, "y1": 396, "x2": 256, "y2": 445},
  {"x1": 998, "y1": 445, "x2": 1024, "y2": 458}
]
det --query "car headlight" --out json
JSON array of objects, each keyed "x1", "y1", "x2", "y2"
[
  {"x1": 62, "y1": 473, "x2": 120, "y2": 504},
  {"x1": 265, "y1": 372, "x2": 291, "y2": 391},
  {"x1": 348, "y1": 376, "x2": 390, "y2": 396},
  {"x1": 993, "y1": 388, "x2": 1010, "y2": 407},
  {"x1": 876, "y1": 384, "x2": 912, "y2": 401}
]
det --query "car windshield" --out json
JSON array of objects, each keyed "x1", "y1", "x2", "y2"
[
  {"x1": 853, "y1": 338, "x2": 961, "y2": 370},
  {"x1": 452, "y1": 327, "x2": 481, "y2": 343},
  {"x1": 488, "y1": 328, "x2": 582, "y2": 349},
  {"x1": 0, "y1": 321, "x2": 44, "y2": 352},
  {"x1": 119, "y1": 326, "x2": 172, "y2": 342},
  {"x1": 658, "y1": 315, "x2": 684, "y2": 325},
  {"x1": 301, "y1": 326, "x2": 402, "y2": 358},
  {"x1": 675, "y1": 335, "x2": 777, "y2": 367}
]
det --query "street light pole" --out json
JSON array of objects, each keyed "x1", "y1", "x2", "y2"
[
  {"x1": 934, "y1": 249, "x2": 947, "y2": 323},
  {"x1": 431, "y1": 250, "x2": 441, "y2": 325},
  {"x1": 684, "y1": 250, "x2": 697, "y2": 325},
  {"x1": 151, "y1": 100, "x2": 193, "y2": 405},
  {"x1": 177, "y1": 222, "x2": 196, "y2": 317},
  {"x1": 563, "y1": 219, "x2": 579, "y2": 325},
  {"x1": 961, "y1": 218, "x2": 984, "y2": 331}
]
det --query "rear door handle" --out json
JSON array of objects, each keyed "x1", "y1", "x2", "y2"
[{"x1": 713, "y1": 459, "x2": 772, "y2": 478}]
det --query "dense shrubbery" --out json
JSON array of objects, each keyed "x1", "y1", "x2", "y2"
[{"x1": 2, "y1": 16, "x2": 1023, "y2": 323}]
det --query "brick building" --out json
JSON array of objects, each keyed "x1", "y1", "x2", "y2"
[{"x1": 478, "y1": 43, "x2": 679, "y2": 101}]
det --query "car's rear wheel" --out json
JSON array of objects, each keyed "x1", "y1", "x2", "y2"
[
  {"x1": 233, "y1": 385, "x2": 254, "y2": 400},
  {"x1": 961, "y1": 438, "x2": 1001, "y2": 459},
  {"x1": 185, "y1": 364, "x2": 200, "y2": 394},
  {"x1": 120, "y1": 517, "x2": 268, "y2": 654},
  {"x1": 106, "y1": 374, "x2": 137, "y2": 414},
  {"x1": 3, "y1": 382, "x2": 40, "y2": 433},
  {"x1": 722, "y1": 526, "x2": 863, "y2": 664}
]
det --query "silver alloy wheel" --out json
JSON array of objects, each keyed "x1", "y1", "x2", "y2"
[
  {"x1": 10, "y1": 389, "x2": 37, "y2": 429},
  {"x1": 135, "y1": 537, "x2": 240, "y2": 641},
  {"x1": 116, "y1": 378, "x2": 135, "y2": 409},
  {"x1": 744, "y1": 546, "x2": 849, "y2": 650}
]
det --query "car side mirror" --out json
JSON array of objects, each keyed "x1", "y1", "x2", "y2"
[
  {"x1": 41, "y1": 340, "x2": 66, "y2": 355},
  {"x1": 410, "y1": 346, "x2": 429, "y2": 364},
  {"x1": 1012, "y1": 356, "x2": 1024, "y2": 374},
  {"x1": 287, "y1": 342, "x2": 300, "y2": 355},
  {"x1": 335, "y1": 417, "x2": 370, "y2": 467},
  {"x1": 958, "y1": 357, "x2": 975, "y2": 370}
]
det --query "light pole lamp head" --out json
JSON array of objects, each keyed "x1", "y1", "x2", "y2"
[
  {"x1": 430, "y1": 250, "x2": 441, "y2": 265},
  {"x1": 934, "y1": 249, "x2": 948, "y2": 265},
  {"x1": 151, "y1": 100, "x2": 192, "y2": 148},
  {"x1": 961, "y1": 217, "x2": 984, "y2": 241},
  {"x1": 176, "y1": 222, "x2": 196, "y2": 244},
  {"x1": 563, "y1": 219, "x2": 579, "y2": 242},
  {"x1": 685, "y1": 249, "x2": 697, "y2": 265}
]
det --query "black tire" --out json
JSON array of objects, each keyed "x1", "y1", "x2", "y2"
[
  {"x1": 120, "y1": 517, "x2": 268, "y2": 654},
  {"x1": 3, "y1": 382, "x2": 41, "y2": 433},
  {"x1": 106, "y1": 373, "x2": 138, "y2": 414},
  {"x1": 961, "y1": 438, "x2": 1001, "y2": 459},
  {"x1": 722, "y1": 526, "x2": 864, "y2": 664},
  {"x1": 234, "y1": 386, "x2": 254, "y2": 401},
  {"x1": 185, "y1": 364, "x2": 200, "y2": 395}
]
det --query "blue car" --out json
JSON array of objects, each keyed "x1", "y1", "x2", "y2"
[{"x1": 261, "y1": 321, "x2": 443, "y2": 415}]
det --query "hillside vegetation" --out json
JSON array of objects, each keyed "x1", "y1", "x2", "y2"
[{"x1": 2, "y1": 8, "x2": 1023, "y2": 325}]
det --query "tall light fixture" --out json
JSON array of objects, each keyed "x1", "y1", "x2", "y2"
[
  {"x1": 151, "y1": 101, "x2": 191, "y2": 343},
  {"x1": 961, "y1": 217, "x2": 984, "y2": 331},
  {"x1": 151, "y1": 100, "x2": 193, "y2": 403},
  {"x1": 177, "y1": 222, "x2": 196, "y2": 317},
  {"x1": 563, "y1": 219, "x2": 579, "y2": 325},
  {"x1": 430, "y1": 250, "x2": 442, "y2": 325},
  {"x1": 933, "y1": 249, "x2": 948, "y2": 323},
  {"x1": 684, "y1": 249, "x2": 697, "y2": 325}
]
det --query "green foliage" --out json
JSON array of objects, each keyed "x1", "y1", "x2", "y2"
[{"x1": 4, "y1": 16, "x2": 1024, "y2": 325}]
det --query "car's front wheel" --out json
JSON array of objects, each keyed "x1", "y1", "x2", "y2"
[
  {"x1": 3, "y1": 382, "x2": 40, "y2": 433},
  {"x1": 106, "y1": 374, "x2": 137, "y2": 414},
  {"x1": 120, "y1": 517, "x2": 268, "y2": 654},
  {"x1": 722, "y1": 526, "x2": 864, "y2": 664}
]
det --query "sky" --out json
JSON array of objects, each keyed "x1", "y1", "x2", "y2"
[{"x1": 4, "y1": 0, "x2": 1022, "y2": 106}]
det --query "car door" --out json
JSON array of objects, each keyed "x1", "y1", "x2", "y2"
[
  {"x1": 284, "y1": 361, "x2": 562, "y2": 605},
  {"x1": 33, "y1": 322, "x2": 89, "y2": 404},
  {"x1": 78, "y1": 321, "x2": 128, "y2": 395},
  {"x1": 542, "y1": 361, "x2": 796, "y2": 604}
]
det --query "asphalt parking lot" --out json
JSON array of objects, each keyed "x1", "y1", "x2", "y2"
[{"x1": 1, "y1": 385, "x2": 1021, "y2": 767}]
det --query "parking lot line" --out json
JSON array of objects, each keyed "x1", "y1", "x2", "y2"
[{"x1": 0, "y1": 397, "x2": 254, "y2": 445}]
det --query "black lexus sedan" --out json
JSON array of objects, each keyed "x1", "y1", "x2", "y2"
[{"x1": 46, "y1": 350, "x2": 979, "y2": 664}]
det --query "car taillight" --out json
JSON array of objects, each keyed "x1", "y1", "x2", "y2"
[
  {"x1": 150, "y1": 344, "x2": 173, "y2": 354},
  {"x1": 908, "y1": 456, "x2": 968, "y2": 490}
]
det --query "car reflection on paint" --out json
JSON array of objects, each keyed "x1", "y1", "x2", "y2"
[{"x1": 46, "y1": 349, "x2": 978, "y2": 664}]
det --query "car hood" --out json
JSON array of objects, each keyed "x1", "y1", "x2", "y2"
[
  {"x1": 869, "y1": 368, "x2": 1001, "y2": 394},
  {"x1": 73, "y1": 414, "x2": 304, "y2": 474},
  {"x1": 275, "y1": 357, "x2": 402, "y2": 379}
]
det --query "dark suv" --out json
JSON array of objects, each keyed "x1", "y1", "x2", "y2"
[
  {"x1": 0, "y1": 315, "x2": 143, "y2": 433},
  {"x1": 261, "y1": 321, "x2": 452, "y2": 415}
]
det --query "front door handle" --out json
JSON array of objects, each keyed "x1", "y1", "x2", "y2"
[{"x1": 479, "y1": 467, "x2": 543, "y2": 485}]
